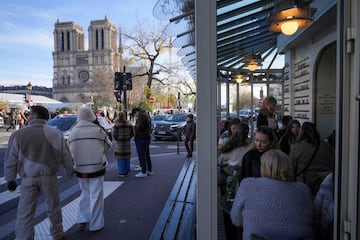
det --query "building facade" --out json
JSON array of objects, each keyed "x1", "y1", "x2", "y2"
[{"x1": 52, "y1": 16, "x2": 120, "y2": 103}]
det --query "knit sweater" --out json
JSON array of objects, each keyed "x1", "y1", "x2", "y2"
[
  {"x1": 314, "y1": 173, "x2": 334, "y2": 239},
  {"x1": 231, "y1": 177, "x2": 314, "y2": 240},
  {"x1": 4, "y1": 119, "x2": 73, "y2": 181},
  {"x1": 218, "y1": 146, "x2": 251, "y2": 173}
]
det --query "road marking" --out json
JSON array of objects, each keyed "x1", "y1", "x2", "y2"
[
  {"x1": 0, "y1": 188, "x2": 21, "y2": 205},
  {"x1": 0, "y1": 178, "x2": 80, "y2": 240},
  {"x1": 0, "y1": 175, "x2": 21, "y2": 185},
  {"x1": 34, "y1": 181, "x2": 123, "y2": 240},
  {"x1": 0, "y1": 176, "x2": 61, "y2": 205}
]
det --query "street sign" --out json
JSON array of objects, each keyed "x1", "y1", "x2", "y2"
[{"x1": 148, "y1": 97, "x2": 155, "y2": 104}]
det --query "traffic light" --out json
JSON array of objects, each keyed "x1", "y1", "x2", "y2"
[
  {"x1": 126, "y1": 73, "x2": 132, "y2": 90},
  {"x1": 114, "y1": 72, "x2": 122, "y2": 90},
  {"x1": 114, "y1": 72, "x2": 132, "y2": 90},
  {"x1": 23, "y1": 93, "x2": 29, "y2": 103},
  {"x1": 114, "y1": 90, "x2": 122, "y2": 103}
]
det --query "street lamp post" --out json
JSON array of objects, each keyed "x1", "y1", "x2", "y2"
[
  {"x1": 167, "y1": 87, "x2": 171, "y2": 109},
  {"x1": 177, "y1": 92, "x2": 181, "y2": 110},
  {"x1": 27, "y1": 82, "x2": 32, "y2": 107}
]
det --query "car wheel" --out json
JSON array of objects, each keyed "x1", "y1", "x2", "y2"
[{"x1": 180, "y1": 134, "x2": 186, "y2": 141}]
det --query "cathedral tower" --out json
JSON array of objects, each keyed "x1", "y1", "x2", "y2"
[{"x1": 52, "y1": 17, "x2": 120, "y2": 103}]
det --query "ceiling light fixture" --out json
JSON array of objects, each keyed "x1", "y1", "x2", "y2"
[
  {"x1": 242, "y1": 54, "x2": 262, "y2": 72},
  {"x1": 233, "y1": 74, "x2": 245, "y2": 83},
  {"x1": 268, "y1": 4, "x2": 316, "y2": 36}
]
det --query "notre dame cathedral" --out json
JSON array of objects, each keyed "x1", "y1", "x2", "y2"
[{"x1": 52, "y1": 16, "x2": 121, "y2": 103}]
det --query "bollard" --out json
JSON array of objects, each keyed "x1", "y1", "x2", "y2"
[{"x1": 177, "y1": 129, "x2": 181, "y2": 154}]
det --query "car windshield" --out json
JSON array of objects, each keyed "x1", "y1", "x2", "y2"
[
  {"x1": 164, "y1": 114, "x2": 187, "y2": 122},
  {"x1": 48, "y1": 116, "x2": 77, "y2": 131}
]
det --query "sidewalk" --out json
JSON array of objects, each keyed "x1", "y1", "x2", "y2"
[
  {"x1": 65, "y1": 152, "x2": 189, "y2": 240},
  {"x1": 0, "y1": 127, "x2": 195, "y2": 239}
]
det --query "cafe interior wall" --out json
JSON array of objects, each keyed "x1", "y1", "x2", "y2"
[{"x1": 281, "y1": 5, "x2": 337, "y2": 139}]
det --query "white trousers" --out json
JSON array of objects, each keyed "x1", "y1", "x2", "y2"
[{"x1": 77, "y1": 176, "x2": 104, "y2": 231}]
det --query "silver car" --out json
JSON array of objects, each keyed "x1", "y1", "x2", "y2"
[{"x1": 48, "y1": 114, "x2": 112, "y2": 141}]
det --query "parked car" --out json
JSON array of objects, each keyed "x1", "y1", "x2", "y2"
[
  {"x1": 238, "y1": 109, "x2": 256, "y2": 122},
  {"x1": 47, "y1": 114, "x2": 77, "y2": 140},
  {"x1": 0, "y1": 116, "x2": 4, "y2": 128},
  {"x1": 48, "y1": 114, "x2": 112, "y2": 140},
  {"x1": 220, "y1": 111, "x2": 236, "y2": 126},
  {"x1": 152, "y1": 113, "x2": 189, "y2": 141},
  {"x1": 151, "y1": 114, "x2": 166, "y2": 131}
]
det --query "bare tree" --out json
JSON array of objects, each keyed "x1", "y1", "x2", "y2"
[
  {"x1": 91, "y1": 67, "x2": 116, "y2": 109},
  {"x1": 123, "y1": 23, "x2": 172, "y2": 98}
]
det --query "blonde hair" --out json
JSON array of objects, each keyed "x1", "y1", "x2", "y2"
[
  {"x1": 260, "y1": 149, "x2": 294, "y2": 181},
  {"x1": 259, "y1": 96, "x2": 277, "y2": 116}
]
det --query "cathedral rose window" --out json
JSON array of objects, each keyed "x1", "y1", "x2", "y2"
[{"x1": 79, "y1": 70, "x2": 89, "y2": 82}]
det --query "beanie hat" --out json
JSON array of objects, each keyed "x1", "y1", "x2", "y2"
[
  {"x1": 31, "y1": 106, "x2": 49, "y2": 120},
  {"x1": 78, "y1": 106, "x2": 96, "y2": 122}
]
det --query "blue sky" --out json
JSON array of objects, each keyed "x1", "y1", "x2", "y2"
[{"x1": 0, "y1": 0, "x2": 162, "y2": 87}]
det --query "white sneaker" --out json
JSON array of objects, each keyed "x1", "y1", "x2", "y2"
[
  {"x1": 147, "y1": 171, "x2": 154, "y2": 176},
  {"x1": 134, "y1": 166, "x2": 142, "y2": 171},
  {"x1": 135, "y1": 172, "x2": 147, "y2": 178}
]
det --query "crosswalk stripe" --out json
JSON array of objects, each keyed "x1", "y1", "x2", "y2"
[
  {"x1": 0, "y1": 175, "x2": 21, "y2": 185},
  {"x1": 0, "y1": 188, "x2": 20, "y2": 205},
  {"x1": 0, "y1": 178, "x2": 78, "y2": 240},
  {"x1": 0, "y1": 176, "x2": 62, "y2": 205},
  {"x1": 34, "y1": 181, "x2": 123, "y2": 239}
]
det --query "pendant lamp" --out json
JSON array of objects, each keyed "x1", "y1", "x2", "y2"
[
  {"x1": 268, "y1": 2, "x2": 316, "y2": 36},
  {"x1": 243, "y1": 54, "x2": 262, "y2": 72}
]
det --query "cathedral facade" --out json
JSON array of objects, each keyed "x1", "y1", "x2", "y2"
[{"x1": 52, "y1": 17, "x2": 120, "y2": 103}]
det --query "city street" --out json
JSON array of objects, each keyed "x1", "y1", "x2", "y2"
[{"x1": 0, "y1": 126, "x2": 192, "y2": 240}]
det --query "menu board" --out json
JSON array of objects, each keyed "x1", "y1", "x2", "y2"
[{"x1": 293, "y1": 57, "x2": 310, "y2": 119}]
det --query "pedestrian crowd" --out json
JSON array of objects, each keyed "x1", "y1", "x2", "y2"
[
  {"x1": 218, "y1": 96, "x2": 335, "y2": 240},
  {"x1": 2, "y1": 105, "x2": 170, "y2": 239},
  {"x1": 2, "y1": 98, "x2": 336, "y2": 240},
  {"x1": 0, "y1": 109, "x2": 29, "y2": 131}
]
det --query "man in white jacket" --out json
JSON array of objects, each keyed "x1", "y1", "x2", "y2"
[
  {"x1": 4, "y1": 106, "x2": 74, "y2": 240},
  {"x1": 68, "y1": 106, "x2": 112, "y2": 232}
]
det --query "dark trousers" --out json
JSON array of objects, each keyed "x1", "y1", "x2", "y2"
[
  {"x1": 184, "y1": 138, "x2": 194, "y2": 156},
  {"x1": 135, "y1": 137, "x2": 152, "y2": 173},
  {"x1": 223, "y1": 210, "x2": 243, "y2": 240}
]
